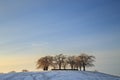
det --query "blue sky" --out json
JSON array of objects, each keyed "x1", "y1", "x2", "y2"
[{"x1": 0, "y1": 0, "x2": 120, "y2": 75}]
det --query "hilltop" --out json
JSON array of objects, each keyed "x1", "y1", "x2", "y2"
[{"x1": 0, "y1": 71, "x2": 120, "y2": 80}]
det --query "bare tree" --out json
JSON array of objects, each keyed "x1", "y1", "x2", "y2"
[
  {"x1": 75, "y1": 56, "x2": 82, "y2": 71},
  {"x1": 67, "y1": 56, "x2": 76, "y2": 69},
  {"x1": 54, "y1": 54, "x2": 66, "y2": 69},
  {"x1": 62, "y1": 58, "x2": 68, "y2": 69},
  {"x1": 80, "y1": 53, "x2": 95, "y2": 71},
  {"x1": 36, "y1": 56, "x2": 53, "y2": 70}
]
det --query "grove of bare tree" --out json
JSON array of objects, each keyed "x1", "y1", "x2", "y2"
[{"x1": 36, "y1": 53, "x2": 95, "y2": 71}]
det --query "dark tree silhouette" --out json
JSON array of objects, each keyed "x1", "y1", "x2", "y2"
[
  {"x1": 80, "y1": 53, "x2": 95, "y2": 71},
  {"x1": 54, "y1": 54, "x2": 66, "y2": 69},
  {"x1": 75, "y1": 56, "x2": 82, "y2": 71},
  {"x1": 68, "y1": 56, "x2": 76, "y2": 69},
  {"x1": 62, "y1": 58, "x2": 68, "y2": 69},
  {"x1": 36, "y1": 56, "x2": 53, "y2": 70}
]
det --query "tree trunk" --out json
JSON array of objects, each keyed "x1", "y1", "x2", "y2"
[
  {"x1": 83, "y1": 65, "x2": 85, "y2": 71},
  {"x1": 79, "y1": 66, "x2": 81, "y2": 71},
  {"x1": 46, "y1": 66, "x2": 48, "y2": 70},
  {"x1": 43, "y1": 67, "x2": 45, "y2": 71},
  {"x1": 59, "y1": 63, "x2": 61, "y2": 69},
  {"x1": 71, "y1": 65, "x2": 73, "y2": 69}
]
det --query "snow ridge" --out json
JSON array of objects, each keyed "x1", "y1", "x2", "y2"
[{"x1": 0, "y1": 71, "x2": 120, "y2": 80}]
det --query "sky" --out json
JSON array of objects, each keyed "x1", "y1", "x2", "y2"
[{"x1": 0, "y1": 0, "x2": 120, "y2": 75}]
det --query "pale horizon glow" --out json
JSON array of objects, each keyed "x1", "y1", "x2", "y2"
[{"x1": 0, "y1": 0, "x2": 120, "y2": 76}]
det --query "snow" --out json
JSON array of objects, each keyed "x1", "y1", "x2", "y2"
[{"x1": 0, "y1": 71, "x2": 120, "y2": 80}]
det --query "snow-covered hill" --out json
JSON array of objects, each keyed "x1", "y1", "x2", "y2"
[{"x1": 0, "y1": 71, "x2": 120, "y2": 80}]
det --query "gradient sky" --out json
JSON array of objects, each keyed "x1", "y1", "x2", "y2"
[{"x1": 0, "y1": 0, "x2": 120, "y2": 75}]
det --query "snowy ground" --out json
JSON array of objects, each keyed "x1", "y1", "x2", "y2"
[{"x1": 0, "y1": 71, "x2": 120, "y2": 80}]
